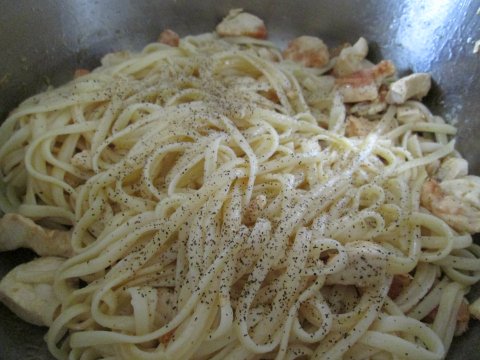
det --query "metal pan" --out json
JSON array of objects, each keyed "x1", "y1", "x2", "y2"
[{"x1": 0, "y1": 0, "x2": 479, "y2": 358}]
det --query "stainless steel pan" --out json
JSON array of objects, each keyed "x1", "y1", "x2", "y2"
[{"x1": 0, "y1": 0, "x2": 479, "y2": 358}]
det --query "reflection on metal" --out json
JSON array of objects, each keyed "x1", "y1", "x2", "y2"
[{"x1": 394, "y1": 0, "x2": 458, "y2": 70}]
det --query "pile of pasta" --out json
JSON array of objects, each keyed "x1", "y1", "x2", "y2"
[{"x1": 1, "y1": 9, "x2": 480, "y2": 360}]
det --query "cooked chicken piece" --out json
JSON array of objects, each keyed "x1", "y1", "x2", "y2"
[
  {"x1": 0, "y1": 213, "x2": 73, "y2": 257},
  {"x1": 335, "y1": 60, "x2": 395, "y2": 103},
  {"x1": 74, "y1": 68, "x2": 90, "y2": 79},
  {"x1": 216, "y1": 9, "x2": 267, "y2": 39},
  {"x1": 0, "y1": 256, "x2": 63, "y2": 326},
  {"x1": 388, "y1": 273, "x2": 413, "y2": 299},
  {"x1": 345, "y1": 115, "x2": 378, "y2": 137},
  {"x1": 435, "y1": 157, "x2": 468, "y2": 181},
  {"x1": 326, "y1": 241, "x2": 387, "y2": 287},
  {"x1": 158, "y1": 29, "x2": 180, "y2": 47},
  {"x1": 333, "y1": 37, "x2": 369, "y2": 77},
  {"x1": 337, "y1": 82, "x2": 378, "y2": 103},
  {"x1": 421, "y1": 177, "x2": 480, "y2": 233},
  {"x1": 283, "y1": 36, "x2": 330, "y2": 68},
  {"x1": 386, "y1": 73, "x2": 431, "y2": 104},
  {"x1": 71, "y1": 150, "x2": 93, "y2": 171},
  {"x1": 336, "y1": 60, "x2": 395, "y2": 86}
]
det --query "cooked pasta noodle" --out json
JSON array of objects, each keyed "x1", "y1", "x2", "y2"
[{"x1": 1, "y1": 10, "x2": 480, "y2": 360}]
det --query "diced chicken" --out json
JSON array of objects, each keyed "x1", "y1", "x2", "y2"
[
  {"x1": 388, "y1": 273, "x2": 413, "y2": 299},
  {"x1": 421, "y1": 178, "x2": 480, "y2": 233},
  {"x1": 283, "y1": 36, "x2": 330, "y2": 68},
  {"x1": 158, "y1": 29, "x2": 180, "y2": 47},
  {"x1": 0, "y1": 213, "x2": 73, "y2": 257},
  {"x1": 336, "y1": 60, "x2": 396, "y2": 87},
  {"x1": 326, "y1": 241, "x2": 387, "y2": 287},
  {"x1": 335, "y1": 60, "x2": 396, "y2": 103},
  {"x1": 386, "y1": 73, "x2": 431, "y2": 104},
  {"x1": 244, "y1": 194, "x2": 267, "y2": 225},
  {"x1": 333, "y1": 37, "x2": 369, "y2": 77},
  {"x1": 71, "y1": 150, "x2": 93, "y2": 171},
  {"x1": 216, "y1": 9, "x2": 267, "y2": 39},
  {"x1": 345, "y1": 115, "x2": 378, "y2": 137},
  {"x1": 0, "y1": 256, "x2": 63, "y2": 326},
  {"x1": 454, "y1": 299, "x2": 470, "y2": 336},
  {"x1": 435, "y1": 157, "x2": 469, "y2": 181},
  {"x1": 74, "y1": 69, "x2": 90, "y2": 79},
  {"x1": 337, "y1": 82, "x2": 378, "y2": 103}
]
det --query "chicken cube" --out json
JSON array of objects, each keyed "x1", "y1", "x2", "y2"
[
  {"x1": 283, "y1": 36, "x2": 330, "y2": 68},
  {"x1": 335, "y1": 60, "x2": 395, "y2": 103},
  {"x1": 386, "y1": 73, "x2": 431, "y2": 104},
  {"x1": 345, "y1": 115, "x2": 378, "y2": 137},
  {"x1": 158, "y1": 29, "x2": 180, "y2": 47},
  {"x1": 216, "y1": 9, "x2": 267, "y2": 39},
  {"x1": 0, "y1": 256, "x2": 64, "y2": 326},
  {"x1": 0, "y1": 213, "x2": 73, "y2": 257},
  {"x1": 421, "y1": 177, "x2": 480, "y2": 233},
  {"x1": 338, "y1": 83, "x2": 379, "y2": 103},
  {"x1": 435, "y1": 157, "x2": 469, "y2": 181},
  {"x1": 333, "y1": 37, "x2": 369, "y2": 77}
]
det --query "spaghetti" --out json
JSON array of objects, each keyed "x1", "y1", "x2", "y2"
[{"x1": 0, "y1": 10, "x2": 479, "y2": 360}]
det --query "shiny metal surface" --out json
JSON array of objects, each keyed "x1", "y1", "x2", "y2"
[{"x1": 0, "y1": 0, "x2": 479, "y2": 359}]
